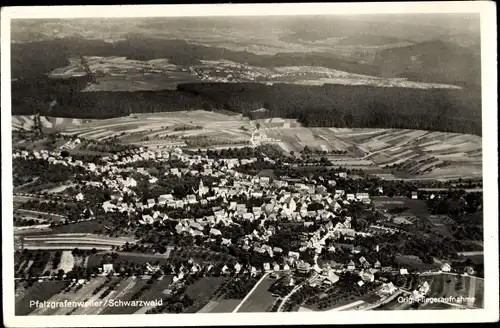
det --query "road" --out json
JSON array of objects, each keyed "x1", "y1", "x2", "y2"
[
  {"x1": 328, "y1": 300, "x2": 365, "y2": 311},
  {"x1": 232, "y1": 272, "x2": 271, "y2": 313},
  {"x1": 277, "y1": 272, "x2": 318, "y2": 312},
  {"x1": 15, "y1": 209, "x2": 66, "y2": 219},
  {"x1": 249, "y1": 121, "x2": 259, "y2": 147},
  {"x1": 357, "y1": 290, "x2": 405, "y2": 311},
  {"x1": 419, "y1": 188, "x2": 482, "y2": 192},
  {"x1": 360, "y1": 139, "x2": 414, "y2": 160}
]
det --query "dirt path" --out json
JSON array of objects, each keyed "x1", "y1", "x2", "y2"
[{"x1": 57, "y1": 251, "x2": 75, "y2": 273}]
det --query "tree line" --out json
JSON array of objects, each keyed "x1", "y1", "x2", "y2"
[{"x1": 12, "y1": 81, "x2": 481, "y2": 135}]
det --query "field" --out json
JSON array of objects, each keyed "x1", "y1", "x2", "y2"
[
  {"x1": 15, "y1": 281, "x2": 67, "y2": 315},
  {"x1": 378, "y1": 273, "x2": 484, "y2": 311},
  {"x1": 28, "y1": 276, "x2": 108, "y2": 315},
  {"x1": 235, "y1": 276, "x2": 278, "y2": 313},
  {"x1": 371, "y1": 197, "x2": 430, "y2": 217},
  {"x1": 14, "y1": 209, "x2": 66, "y2": 224},
  {"x1": 15, "y1": 220, "x2": 110, "y2": 237},
  {"x1": 13, "y1": 111, "x2": 253, "y2": 150},
  {"x1": 19, "y1": 275, "x2": 174, "y2": 316},
  {"x1": 21, "y1": 233, "x2": 136, "y2": 251},
  {"x1": 99, "y1": 277, "x2": 151, "y2": 315},
  {"x1": 421, "y1": 273, "x2": 484, "y2": 308},
  {"x1": 12, "y1": 110, "x2": 482, "y2": 179},
  {"x1": 14, "y1": 250, "x2": 55, "y2": 277},
  {"x1": 101, "y1": 275, "x2": 174, "y2": 314},
  {"x1": 184, "y1": 277, "x2": 229, "y2": 313},
  {"x1": 262, "y1": 127, "x2": 481, "y2": 179}
]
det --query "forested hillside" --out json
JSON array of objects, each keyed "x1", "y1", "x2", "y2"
[{"x1": 11, "y1": 80, "x2": 482, "y2": 135}]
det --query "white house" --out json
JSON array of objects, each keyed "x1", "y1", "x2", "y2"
[
  {"x1": 379, "y1": 282, "x2": 397, "y2": 295},
  {"x1": 234, "y1": 263, "x2": 242, "y2": 274},
  {"x1": 103, "y1": 264, "x2": 114, "y2": 275},
  {"x1": 441, "y1": 263, "x2": 452, "y2": 272},
  {"x1": 288, "y1": 251, "x2": 300, "y2": 261},
  {"x1": 210, "y1": 228, "x2": 222, "y2": 236}
]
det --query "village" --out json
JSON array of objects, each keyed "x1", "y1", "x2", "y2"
[{"x1": 13, "y1": 136, "x2": 484, "y2": 314}]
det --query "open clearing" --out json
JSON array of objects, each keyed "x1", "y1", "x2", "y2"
[{"x1": 57, "y1": 251, "x2": 75, "y2": 273}]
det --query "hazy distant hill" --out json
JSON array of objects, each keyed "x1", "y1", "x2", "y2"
[
  {"x1": 11, "y1": 37, "x2": 381, "y2": 79},
  {"x1": 11, "y1": 37, "x2": 480, "y2": 88},
  {"x1": 375, "y1": 40, "x2": 481, "y2": 88},
  {"x1": 335, "y1": 34, "x2": 412, "y2": 46}
]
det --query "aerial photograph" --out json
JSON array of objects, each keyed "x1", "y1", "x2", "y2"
[{"x1": 8, "y1": 12, "x2": 485, "y2": 316}]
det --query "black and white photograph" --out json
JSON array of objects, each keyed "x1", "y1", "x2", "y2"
[{"x1": 1, "y1": 2, "x2": 498, "y2": 327}]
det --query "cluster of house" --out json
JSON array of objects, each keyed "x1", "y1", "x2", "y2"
[
  {"x1": 190, "y1": 64, "x2": 265, "y2": 83},
  {"x1": 60, "y1": 138, "x2": 82, "y2": 150},
  {"x1": 16, "y1": 146, "x2": 420, "y2": 291}
]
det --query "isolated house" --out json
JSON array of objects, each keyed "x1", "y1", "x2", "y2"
[
  {"x1": 75, "y1": 193, "x2": 84, "y2": 201},
  {"x1": 102, "y1": 264, "x2": 114, "y2": 275},
  {"x1": 441, "y1": 263, "x2": 452, "y2": 272},
  {"x1": 465, "y1": 266, "x2": 475, "y2": 275}
]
